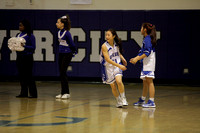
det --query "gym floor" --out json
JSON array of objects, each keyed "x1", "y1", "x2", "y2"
[{"x1": 0, "y1": 81, "x2": 200, "y2": 133}]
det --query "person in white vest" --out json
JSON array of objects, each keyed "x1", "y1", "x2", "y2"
[
  {"x1": 130, "y1": 23, "x2": 157, "y2": 108},
  {"x1": 55, "y1": 14, "x2": 77, "y2": 99}
]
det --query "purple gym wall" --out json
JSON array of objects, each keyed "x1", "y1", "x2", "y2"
[{"x1": 0, "y1": 10, "x2": 199, "y2": 81}]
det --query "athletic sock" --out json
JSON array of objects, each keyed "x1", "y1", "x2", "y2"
[
  {"x1": 141, "y1": 96, "x2": 146, "y2": 100},
  {"x1": 116, "y1": 95, "x2": 121, "y2": 102},
  {"x1": 120, "y1": 92, "x2": 125, "y2": 98},
  {"x1": 149, "y1": 98, "x2": 154, "y2": 102}
]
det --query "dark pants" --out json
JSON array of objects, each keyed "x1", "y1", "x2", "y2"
[
  {"x1": 16, "y1": 54, "x2": 37, "y2": 97},
  {"x1": 59, "y1": 53, "x2": 73, "y2": 95}
]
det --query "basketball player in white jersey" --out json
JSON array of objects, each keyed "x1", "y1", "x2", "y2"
[{"x1": 100, "y1": 29, "x2": 128, "y2": 108}]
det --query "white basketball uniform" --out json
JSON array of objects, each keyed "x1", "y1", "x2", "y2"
[{"x1": 100, "y1": 41, "x2": 122, "y2": 84}]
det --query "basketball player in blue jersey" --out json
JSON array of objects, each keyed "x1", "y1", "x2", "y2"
[
  {"x1": 130, "y1": 23, "x2": 157, "y2": 108},
  {"x1": 15, "y1": 19, "x2": 38, "y2": 98},
  {"x1": 55, "y1": 15, "x2": 77, "y2": 99},
  {"x1": 100, "y1": 29, "x2": 128, "y2": 108}
]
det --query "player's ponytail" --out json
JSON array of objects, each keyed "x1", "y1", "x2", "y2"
[
  {"x1": 60, "y1": 14, "x2": 71, "y2": 31},
  {"x1": 107, "y1": 29, "x2": 123, "y2": 54},
  {"x1": 142, "y1": 23, "x2": 157, "y2": 47}
]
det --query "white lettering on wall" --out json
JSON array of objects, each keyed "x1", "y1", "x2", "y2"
[
  {"x1": 0, "y1": 30, "x2": 6, "y2": 60},
  {"x1": 34, "y1": 30, "x2": 54, "y2": 61},
  {"x1": 10, "y1": 30, "x2": 19, "y2": 60},
  {"x1": 131, "y1": 31, "x2": 161, "y2": 48},
  {"x1": 70, "y1": 28, "x2": 86, "y2": 62},
  {"x1": 0, "y1": 29, "x2": 161, "y2": 62},
  {"x1": 90, "y1": 31, "x2": 101, "y2": 62}
]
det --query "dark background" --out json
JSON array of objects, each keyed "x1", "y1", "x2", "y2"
[{"x1": 0, "y1": 10, "x2": 200, "y2": 85}]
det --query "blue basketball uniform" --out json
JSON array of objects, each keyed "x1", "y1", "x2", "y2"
[
  {"x1": 139, "y1": 35, "x2": 156, "y2": 79},
  {"x1": 100, "y1": 41, "x2": 122, "y2": 84}
]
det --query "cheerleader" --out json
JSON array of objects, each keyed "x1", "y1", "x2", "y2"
[
  {"x1": 55, "y1": 14, "x2": 77, "y2": 99},
  {"x1": 15, "y1": 19, "x2": 37, "y2": 98}
]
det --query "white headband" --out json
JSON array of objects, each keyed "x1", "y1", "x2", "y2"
[{"x1": 61, "y1": 16, "x2": 67, "y2": 19}]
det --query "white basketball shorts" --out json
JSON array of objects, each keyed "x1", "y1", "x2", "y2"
[
  {"x1": 101, "y1": 65, "x2": 123, "y2": 84},
  {"x1": 140, "y1": 70, "x2": 155, "y2": 80}
]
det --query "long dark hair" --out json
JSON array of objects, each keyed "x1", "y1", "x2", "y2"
[
  {"x1": 107, "y1": 29, "x2": 123, "y2": 54},
  {"x1": 20, "y1": 19, "x2": 32, "y2": 36},
  {"x1": 60, "y1": 14, "x2": 71, "y2": 31},
  {"x1": 142, "y1": 23, "x2": 157, "y2": 47}
]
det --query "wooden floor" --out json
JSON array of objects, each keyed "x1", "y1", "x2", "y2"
[{"x1": 0, "y1": 81, "x2": 200, "y2": 133}]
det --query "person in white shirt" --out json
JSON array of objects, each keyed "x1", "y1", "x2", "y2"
[{"x1": 100, "y1": 29, "x2": 128, "y2": 108}]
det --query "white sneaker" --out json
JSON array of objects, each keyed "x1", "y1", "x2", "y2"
[
  {"x1": 122, "y1": 97, "x2": 128, "y2": 106},
  {"x1": 61, "y1": 94, "x2": 70, "y2": 99},
  {"x1": 55, "y1": 94, "x2": 62, "y2": 99},
  {"x1": 116, "y1": 102, "x2": 123, "y2": 108}
]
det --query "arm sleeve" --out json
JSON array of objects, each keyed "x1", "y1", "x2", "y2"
[
  {"x1": 138, "y1": 50, "x2": 142, "y2": 56},
  {"x1": 66, "y1": 32, "x2": 75, "y2": 48},
  {"x1": 142, "y1": 38, "x2": 152, "y2": 57},
  {"x1": 24, "y1": 35, "x2": 36, "y2": 51},
  {"x1": 66, "y1": 32, "x2": 77, "y2": 53}
]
